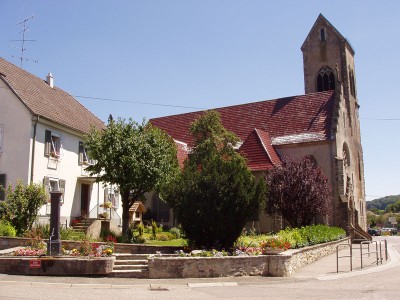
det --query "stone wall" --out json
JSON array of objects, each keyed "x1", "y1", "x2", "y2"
[
  {"x1": 0, "y1": 237, "x2": 182, "y2": 254},
  {"x1": 148, "y1": 238, "x2": 349, "y2": 278},
  {"x1": 0, "y1": 256, "x2": 114, "y2": 276}
]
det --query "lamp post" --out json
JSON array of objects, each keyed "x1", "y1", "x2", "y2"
[{"x1": 47, "y1": 191, "x2": 62, "y2": 256}]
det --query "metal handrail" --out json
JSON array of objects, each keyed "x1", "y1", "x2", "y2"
[
  {"x1": 360, "y1": 241, "x2": 379, "y2": 269},
  {"x1": 337, "y1": 243, "x2": 352, "y2": 273}
]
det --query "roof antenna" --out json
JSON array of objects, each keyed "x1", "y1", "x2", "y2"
[{"x1": 10, "y1": 15, "x2": 38, "y2": 68}]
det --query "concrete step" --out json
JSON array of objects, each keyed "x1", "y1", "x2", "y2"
[
  {"x1": 114, "y1": 253, "x2": 149, "y2": 260},
  {"x1": 113, "y1": 264, "x2": 148, "y2": 271},
  {"x1": 109, "y1": 269, "x2": 149, "y2": 278},
  {"x1": 114, "y1": 259, "x2": 148, "y2": 265}
]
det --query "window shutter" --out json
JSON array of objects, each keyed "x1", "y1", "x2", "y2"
[
  {"x1": 59, "y1": 179, "x2": 66, "y2": 203},
  {"x1": 44, "y1": 130, "x2": 52, "y2": 156},
  {"x1": 114, "y1": 190, "x2": 120, "y2": 209},
  {"x1": 43, "y1": 176, "x2": 50, "y2": 202},
  {"x1": 104, "y1": 186, "x2": 109, "y2": 202},
  {"x1": 78, "y1": 142, "x2": 84, "y2": 164},
  {"x1": 0, "y1": 174, "x2": 6, "y2": 200}
]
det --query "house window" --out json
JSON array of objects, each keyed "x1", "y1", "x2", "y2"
[
  {"x1": 135, "y1": 212, "x2": 140, "y2": 219},
  {"x1": 79, "y1": 142, "x2": 94, "y2": 165},
  {"x1": 45, "y1": 130, "x2": 63, "y2": 159},
  {"x1": 43, "y1": 176, "x2": 66, "y2": 203},
  {"x1": 0, "y1": 125, "x2": 3, "y2": 154},
  {"x1": 0, "y1": 174, "x2": 6, "y2": 200},
  {"x1": 104, "y1": 186, "x2": 119, "y2": 209},
  {"x1": 317, "y1": 66, "x2": 335, "y2": 92},
  {"x1": 320, "y1": 28, "x2": 326, "y2": 42}
]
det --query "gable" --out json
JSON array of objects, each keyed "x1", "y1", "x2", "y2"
[
  {"x1": 0, "y1": 57, "x2": 105, "y2": 134},
  {"x1": 301, "y1": 13, "x2": 354, "y2": 54},
  {"x1": 239, "y1": 129, "x2": 281, "y2": 171}
]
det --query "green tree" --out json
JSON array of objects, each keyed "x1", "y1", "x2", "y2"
[
  {"x1": 162, "y1": 111, "x2": 266, "y2": 250},
  {"x1": 85, "y1": 118, "x2": 179, "y2": 236},
  {"x1": 265, "y1": 156, "x2": 332, "y2": 228},
  {"x1": 366, "y1": 211, "x2": 377, "y2": 227},
  {"x1": 0, "y1": 181, "x2": 47, "y2": 235}
]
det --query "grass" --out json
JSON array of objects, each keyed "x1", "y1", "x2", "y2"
[{"x1": 144, "y1": 238, "x2": 186, "y2": 247}]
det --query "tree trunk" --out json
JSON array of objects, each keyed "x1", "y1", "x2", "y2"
[{"x1": 121, "y1": 189, "x2": 131, "y2": 236}]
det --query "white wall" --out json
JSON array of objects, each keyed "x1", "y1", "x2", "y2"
[
  {"x1": 0, "y1": 80, "x2": 122, "y2": 227},
  {"x1": 0, "y1": 79, "x2": 32, "y2": 186}
]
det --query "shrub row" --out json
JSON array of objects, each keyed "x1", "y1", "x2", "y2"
[{"x1": 277, "y1": 224, "x2": 346, "y2": 249}]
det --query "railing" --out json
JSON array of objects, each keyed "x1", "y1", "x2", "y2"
[
  {"x1": 336, "y1": 242, "x2": 352, "y2": 273},
  {"x1": 360, "y1": 241, "x2": 379, "y2": 269},
  {"x1": 337, "y1": 239, "x2": 388, "y2": 272},
  {"x1": 88, "y1": 204, "x2": 121, "y2": 226}
]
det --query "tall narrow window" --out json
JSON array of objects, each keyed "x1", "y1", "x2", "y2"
[
  {"x1": 320, "y1": 28, "x2": 326, "y2": 42},
  {"x1": 317, "y1": 66, "x2": 335, "y2": 92}
]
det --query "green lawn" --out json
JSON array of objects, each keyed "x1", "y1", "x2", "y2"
[{"x1": 144, "y1": 238, "x2": 186, "y2": 247}]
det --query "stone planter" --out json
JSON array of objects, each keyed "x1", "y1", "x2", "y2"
[{"x1": 0, "y1": 256, "x2": 115, "y2": 276}]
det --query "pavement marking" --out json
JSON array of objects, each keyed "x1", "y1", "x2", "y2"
[
  {"x1": 317, "y1": 244, "x2": 400, "y2": 281},
  {"x1": 188, "y1": 282, "x2": 238, "y2": 288}
]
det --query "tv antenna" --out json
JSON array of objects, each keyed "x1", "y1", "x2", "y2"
[{"x1": 10, "y1": 15, "x2": 38, "y2": 68}]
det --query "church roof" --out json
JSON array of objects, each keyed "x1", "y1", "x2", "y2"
[
  {"x1": 150, "y1": 91, "x2": 335, "y2": 171},
  {"x1": 0, "y1": 57, "x2": 104, "y2": 134}
]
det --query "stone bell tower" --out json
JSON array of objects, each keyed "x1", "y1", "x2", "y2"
[{"x1": 301, "y1": 14, "x2": 367, "y2": 235}]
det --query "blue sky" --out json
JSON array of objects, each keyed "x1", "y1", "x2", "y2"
[{"x1": 1, "y1": 1, "x2": 399, "y2": 201}]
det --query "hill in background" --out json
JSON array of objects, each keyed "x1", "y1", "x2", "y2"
[{"x1": 367, "y1": 195, "x2": 400, "y2": 211}]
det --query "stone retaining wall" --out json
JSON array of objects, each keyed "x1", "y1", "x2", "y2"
[
  {"x1": 0, "y1": 256, "x2": 115, "y2": 276},
  {"x1": 0, "y1": 237, "x2": 182, "y2": 254},
  {"x1": 148, "y1": 238, "x2": 349, "y2": 278}
]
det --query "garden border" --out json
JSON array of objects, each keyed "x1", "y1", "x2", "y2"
[{"x1": 148, "y1": 238, "x2": 350, "y2": 278}]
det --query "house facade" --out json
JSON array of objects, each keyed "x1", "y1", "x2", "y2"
[
  {"x1": 150, "y1": 15, "x2": 367, "y2": 238},
  {"x1": 0, "y1": 58, "x2": 122, "y2": 228}
]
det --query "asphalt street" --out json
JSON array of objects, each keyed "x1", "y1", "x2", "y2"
[{"x1": 0, "y1": 236, "x2": 399, "y2": 300}]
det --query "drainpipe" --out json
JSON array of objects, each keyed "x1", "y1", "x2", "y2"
[{"x1": 30, "y1": 115, "x2": 39, "y2": 184}]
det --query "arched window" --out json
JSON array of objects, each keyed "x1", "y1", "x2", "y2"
[{"x1": 317, "y1": 66, "x2": 335, "y2": 92}]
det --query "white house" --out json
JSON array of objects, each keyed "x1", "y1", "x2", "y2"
[{"x1": 0, "y1": 57, "x2": 122, "y2": 227}]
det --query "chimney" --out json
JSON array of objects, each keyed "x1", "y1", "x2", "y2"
[{"x1": 46, "y1": 72, "x2": 54, "y2": 88}]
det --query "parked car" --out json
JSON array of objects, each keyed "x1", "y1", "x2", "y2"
[
  {"x1": 381, "y1": 228, "x2": 393, "y2": 236},
  {"x1": 368, "y1": 228, "x2": 381, "y2": 236}
]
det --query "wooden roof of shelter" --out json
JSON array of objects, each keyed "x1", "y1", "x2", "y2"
[{"x1": 129, "y1": 201, "x2": 146, "y2": 213}]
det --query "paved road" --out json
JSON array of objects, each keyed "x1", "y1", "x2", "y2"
[{"x1": 0, "y1": 236, "x2": 399, "y2": 299}]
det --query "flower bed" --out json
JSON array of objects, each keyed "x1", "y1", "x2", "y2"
[{"x1": 148, "y1": 237, "x2": 349, "y2": 278}]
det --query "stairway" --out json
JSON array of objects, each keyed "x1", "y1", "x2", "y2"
[
  {"x1": 109, "y1": 254, "x2": 149, "y2": 278},
  {"x1": 70, "y1": 218, "x2": 96, "y2": 233}
]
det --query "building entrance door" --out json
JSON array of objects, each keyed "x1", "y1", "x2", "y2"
[{"x1": 80, "y1": 184, "x2": 90, "y2": 218}]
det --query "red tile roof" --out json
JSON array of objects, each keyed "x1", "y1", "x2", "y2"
[
  {"x1": 150, "y1": 91, "x2": 335, "y2": 146},
  {"x1": 151, "y1": 91, "x2": 335, "y2": 171},
  {"x1": 0, "y1": 57, "x2": 104, "y2": 134},
  {"x1": 239, "y1": 129, "x2": 281, "y2": 171}
]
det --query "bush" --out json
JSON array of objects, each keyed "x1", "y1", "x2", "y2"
[
  {"x1": 170, "y1": 227, "x2": 181, "y2": 239},
  {"x1": 0, "y1": 181, "x2": 47, "y2": 235},
  {"x1": 136, "y1": 223, "x2": 144, "y2": 237},
  {"x1": 277, "y1": 225, "x2": 346, "y2": 248},
  {"x1": 156, "y1": 232, "x2": 174, "y2": 241},
  {"x1": 0, "y1": 220, "x2": 17, "y2": 237}
]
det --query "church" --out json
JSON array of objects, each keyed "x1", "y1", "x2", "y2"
[{"x1": 149, "y1": 14, "x2": 368, "y2": 239}]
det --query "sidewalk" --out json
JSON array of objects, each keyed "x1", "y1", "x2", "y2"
[{"x1": 293, "y1": 238, "x2": 400, "y2": 280}]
